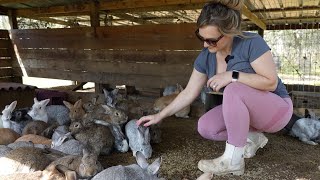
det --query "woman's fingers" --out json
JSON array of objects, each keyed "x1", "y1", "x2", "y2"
[{"x1": 136, "y1": 116, "x2": 151, "y2": 126}]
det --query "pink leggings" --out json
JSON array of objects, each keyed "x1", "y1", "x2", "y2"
[{"x1": 198, "y1": 82, "x2": 293, "y2": 147}]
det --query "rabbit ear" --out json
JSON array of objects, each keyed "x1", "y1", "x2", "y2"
[
  {"x1": 55, "y1": 164, "x2": 77, "y2": 180},
  {"x1": 63, "y1": 101, "x2": 73, "y2": 109},
  {"x1": 136, "y1": 151, "x2": 149, "y2": 169},
  {"x1": 8, "y1": 100, "x2": 17, "y2": 111},
  {"x1": 144, "y1": 127, "x2": 151, "y2": 143},
  {"x1": 34, "y1": 97, "x2": 39, "y2": 103},
  {"x1": 82, "y1": 148, "x2": 90, "y2": 157},
  {"x1": 74, "y1": 99, "x2": 83, "y2": 108},
  {"x1": 147, "y1": 157, "x2": 162, "y2": 175},
  {"x1": 101, "y1": 104, "x2": 112, "y2": 114},
  {"x1": 40, "y1": 99, "x2": 50, "y2": 106},
  {"x1": 111, "y1": 88, "x2": 119, "y2": 96}
]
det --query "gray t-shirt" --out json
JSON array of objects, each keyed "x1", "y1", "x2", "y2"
[{"x1": 194, "y1": 32, "x2": 289, "y2": 98}]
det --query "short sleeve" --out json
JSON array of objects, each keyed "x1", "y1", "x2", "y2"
[
  {"x1": 193, "y1": 48, "x2": 207, "y2": 74},
  {"x1": 248, "y1": 35, "x2": 271, "y2": 63}
]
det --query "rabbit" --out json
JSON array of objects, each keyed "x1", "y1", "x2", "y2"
[
  {"x1": 150, "y1": 124, "x2": 162, "y2": 144},
  {"x1": 51, "y1": 133, "x2": 85, "y2": 155},
  {"x1": 196, "y1": 172, "x2": 213, "y2": 180},
  {"x1": 0, "y1": 128, "x2": 20, "y2": 145},
  {"x1": 0, "y1": 147, "x2": 55, "y2": 175},
  {"x1": 290, "y1": 117, "x2": 320, "y2": 145},
  {"x1": 15, "y1": 134, "x2": 52, "y2": 147},
  {"x1": 51, "y1": 125, "x2": 70, "y2": 142},
  {"x1": 103, "y1": 88, "x2": 143, "y2": 119},
  {"x1": 163, "y1": 84, "x2": 179, "y2": 96},
  {"x1": 0, "y1": 164, "x2": 77, "y2": 180},
  {"x1": 22, "y1": 120, "x2": 49, "y2": 136},
  {"x1": 109, "y1": 124, "x2": 129, "y2": 153},
  {"x1": 28, "y1": 98, "x2": 70, "y2": 126},
  {"x1": 92, "y1": 151, "x2": 163, "y2": 180},
  {"x1": 0, "y1": 145, "x2": 12, "y2": 158},
  {"x1": 1, "y1": 101, "x2": 17, "y2": 129},
  {"x1": 83, "y1": 96, "x2": 99, "y2": 113},
  {"x1": 47, "y1": 148, "x2": 103, "y2": 179},
  {"x1": 9, "y1": 108, "x2": 33, "y2": 135},
  {"x1": 8, "y1": 141, "x2": 47, "y2": 150},
  {"x1": 154, "y1": 84, "x2": 190, "y2": 118},
  {"x1": 69, "y1": 121, "x2": 114, "y2": 155},
  {"x1": 63, "y1": 99, "x2": 86, "y2": 121},
  {"x1": 125, "y1": 119, "x2": 152, "y2": 159},
  {"x1": 89, "y1": 104, "x2": 128, "y2": 126}
]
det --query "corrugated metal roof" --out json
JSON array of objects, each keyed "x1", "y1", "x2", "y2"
[{"x1": 0, "y1": 82, "x2": 37, "y2": 91}]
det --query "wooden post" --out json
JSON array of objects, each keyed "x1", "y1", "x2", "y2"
[
  {"x1": 90, "y1": 1, "x2": 100, "y2": 28},
  {"x1": 258, "y1": 27, "x2": 264, "y2": 37},
  {"x1": 7, "y1": 9, "x2": 18, "y2": 29}
]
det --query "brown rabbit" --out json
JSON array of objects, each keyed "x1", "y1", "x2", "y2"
[
  {"x1": 46, "y1": 148, "x2": 103, "y2": 179},
  {"x1": 63, "y1": 99, "x2": 86, "y2": 121},
  {"x1": 0, "y1": 147, "x2": 54, "y2": 175},
  {"x1": 15, "y1": 134, "x2": 52, "y2": 147},
  {"x1": 89, "y1": 104, "x2": 128, "y2": 126},
  {"x1": 69, "y1": 121, "x2": 114, "y2": 155},
  {"x1": 0, "y1": 164, "x2": 77, "y2": 180},
  {"x1": 0, "y1": 128, "x2": 20, "y2": 145},
  {"x1": 154, "y1": 84, "x2": 190, "y2": 118},
  {"x1": 22, "y1": 120, "x2": 49, "y2": 136}
]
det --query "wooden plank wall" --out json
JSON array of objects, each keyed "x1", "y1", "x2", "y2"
[
  {"x1": 0, "y1": 30, "x2": 21, "y2": 83},
  {"x1": 10, "y1": 23, "x2": 203, "y2": 88}
]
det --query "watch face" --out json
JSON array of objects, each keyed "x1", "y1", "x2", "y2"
[{"x1": 232, "y1": 71, "x2": 239, "y2": 79}]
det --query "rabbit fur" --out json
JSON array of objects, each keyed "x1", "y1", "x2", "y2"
[
  {"x1": 150, "y1": 124, "x2": 162, "y2": 144},
  {"x1": 51, "y1": 131, "x2": 85, "y2": 155},
  {"x1": 125, "y1": 119, "x2": 152, "y2": 159},
  {"x1": 103, "y1": 88, "x2": 144, "y2": 119},
  {"x1": 0, "y1": 164, "x2": 77, "y2": 180},
  {"x1": 8, "y1": 141, "x2": 46, "y2": 150},
  {"x1": 109, "y1": 124, "x2": 129, "y2": 153},
  {"x1": 92, "y1": 151, "x2": 163, "y2": 180},
  {"x1": 290, "y1": 117, "x2": 320, "y2": 145},
  {"x1": 0, "y1": 128, "x2": 20, "y2": 145},
  {"x1": 51, "y1": 125, "x2": 69, "y2": 143},
  {"x1": 0, "y1": 145, "x2": 12, "y2": 158},
  {"x1": 1, "y1": 101, "x2": 17, "y2": 129},
  {"x1": 90, "y1": 104, "x2": 128, "y2": 126},
  {"x1": 69, "y1": 121, "x2": 114, "y2": 155},
  {"x1": 154, "y1": 84, "x2": 190, "y2": 118},
  {"x1": 47, "y1": 148, "x2": 103, "y2": 179},
  {"x1": 0, "y1": 147, "x2": 55, "y2": 175},
  {"x1": 63, "y1": 99, "x2": 86, "y2": 122},
  {"x1": 22, "y1": 120, "x2": 49, "y2": 136},
  {"x1": 15, "y1": 134, "x2": 52, "y2": 147},
  {"x1": 28, "y1": 98, "x2": 70, "y2": 125}
]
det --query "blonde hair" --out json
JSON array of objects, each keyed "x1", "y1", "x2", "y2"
[{"x1": 197, "y1": 0, "x2": 245, "y2": 37}]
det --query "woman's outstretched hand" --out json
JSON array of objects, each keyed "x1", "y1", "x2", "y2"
[{"x1": 136, "y1": 113, "x2": 162, "y2": 127}]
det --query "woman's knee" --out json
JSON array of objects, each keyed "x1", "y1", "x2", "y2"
[
  {"x1": 197, "y1": 117, "x2": 226, "y2": 141},
  {"x1": 223, "y1": 82, "x2": 245, "y2": 97}
]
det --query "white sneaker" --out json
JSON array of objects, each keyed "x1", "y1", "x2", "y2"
[
  {"x1": 244, "y1": 132, "x2": 268, "y2": 158},
  {"x1": 198, "y1": 142, "x2": 245, "y2": 176}
]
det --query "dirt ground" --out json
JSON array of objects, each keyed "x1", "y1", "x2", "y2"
[{"x1": 101, "y1": 116, "x2": 320, "y2": 180}]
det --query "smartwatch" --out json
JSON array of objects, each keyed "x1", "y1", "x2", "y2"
[{"x1": 232, "y1": 70, "x2": 239, "y2": 82}]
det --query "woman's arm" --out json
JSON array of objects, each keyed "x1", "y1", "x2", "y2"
[{"x1": 236, "y1": 50, "x2": 278, "y2": 91}]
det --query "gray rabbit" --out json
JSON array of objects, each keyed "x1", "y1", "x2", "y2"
[
  {"x1": 110, "y1": 124, "x2": 129, "y2": 153},
  {"x1": 125, "y1": 119, "x2": 152, "y2": 159},
  {"x1": 69, "y1": 121, "x2": 114, "y2": 155},
  {"x1": 92, "y1": 151, "x2": 164, "y2": 180},
  {"x1": 290, "y1": 117, "x2": 320, "y2": 145}
]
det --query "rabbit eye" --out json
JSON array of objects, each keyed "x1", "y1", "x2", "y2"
[
  {"x1": 39, "y1": 107, "x2": 42, "y2": 109},
  {"x1": 115, "y1": 112, "x2": 119, "y2": 116}
]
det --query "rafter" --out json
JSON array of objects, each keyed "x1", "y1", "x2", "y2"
[
  {"x1": 242, "y1": 5, "x2": 266, "y2": 30},
  {"x1": 251, "y1": 6, "x2": 320, "y2": 13},
  {"x1": 0, "y1": 0, "x2": 32, "y2": 4}
]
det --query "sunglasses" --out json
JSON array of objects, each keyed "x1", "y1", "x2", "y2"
[{"x1": 195, "y1": 29, "x2": 224, "y2": 47}]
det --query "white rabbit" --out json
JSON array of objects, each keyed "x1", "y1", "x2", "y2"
[
  {"x1": 28, "y1": 98, "x2": 70, "y2": 125},
  {"x1": 125, "y1": 119, "x2": 152, "y2": 159},
  {"x1": 92, "y1": 151, "x2": 163, "y2": 180},
  {"x1": 1, "y1": 101, "x2": 17, "y2": 129},
  {"x1": 290, "y1": 117, "x2": 320, "y2": 145}
]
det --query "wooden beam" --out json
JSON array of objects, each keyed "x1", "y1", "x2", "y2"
[
  {"x1": 251, "y1": 6, "x2": 320, "y2": 13},
  {"x1": 246, "y1": 23, "x2": 320, "y2": 30},
  {"x1": 241, "y1": 5, "x2": 266, "y2": 30},
  {"x1": 15, "y1": 0, "x2": 207, "y2": 17},
  {"x1": 0, "y1": 0, "x2": 32, "y2": 4},
  {"x1": 0, "y1": 5, "x2": 8, "y2": 15}
]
